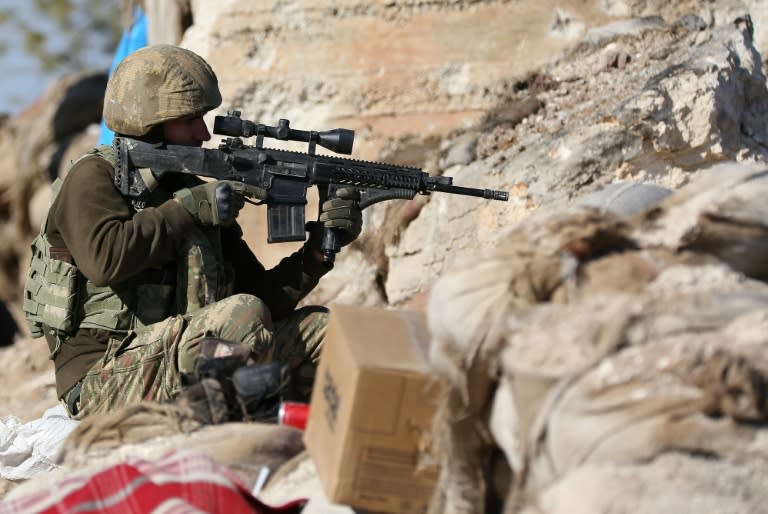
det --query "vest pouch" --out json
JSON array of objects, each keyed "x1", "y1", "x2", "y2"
[
  {"x1": 22, "y1": 235, "x2": 47, "y2": 338},
  {"x1": 177, "y1": 226, "x2": 232, "y2": 314},
  {"x1": 39, "y1": 256, "x2": 81, "y2": 335}
]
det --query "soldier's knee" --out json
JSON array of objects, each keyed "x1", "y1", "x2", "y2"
[
  {"x1": 293, "y1": 305, "x2": 328, "y2": 363},
  {"x1": 221, "y1": 293, "x2": 274, "y2": 331}
]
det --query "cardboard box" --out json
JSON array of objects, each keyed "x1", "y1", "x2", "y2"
[{"x1": 305, "y1": 304, "x2": 440, "y2": 514}]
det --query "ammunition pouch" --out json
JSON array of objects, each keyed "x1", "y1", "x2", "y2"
[{"x1": 23, "y1": 231, "x2": 81, "y2": 341}]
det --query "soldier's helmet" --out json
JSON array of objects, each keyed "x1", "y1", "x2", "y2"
[{"x1": 103, "y1": 45, "x2": 222, "y2": 137}]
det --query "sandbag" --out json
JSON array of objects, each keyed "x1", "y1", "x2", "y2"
[
  {"x1": 426, "y1": 166, "x2": 768, "y2": 514},
  {"x1": 6, "y1": 401, "x2": 305, "y2": 503}
]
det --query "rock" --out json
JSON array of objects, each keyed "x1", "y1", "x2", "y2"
[
  {"x1": 578, "y1": 15, "x2": 666, "y2": 48},
  {"x1": 184, "y1": 0, "x2": 602, "y2": 158},
  {"x1": 0, "y1": 73, "x2": 103, "y2": 330},
  {"x1": 617, "y1": 16, "x2": 768, "y2": 163},
  {"x1": 381, "y1": 13, "x2": 768, "y2": 306},
  {"x1": 576, "y1": 182, "x2": 673, "y2": 215},
  {"x1": 439, "y1": 132, "x2": 478, "y2": 170},
  {"x1": 9, "y1": 71, "x2": 106, "y2": 182}
]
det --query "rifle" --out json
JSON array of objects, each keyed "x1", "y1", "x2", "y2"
[{"x1": 113, "y1": 111, "x2": 508, "y2": 265}]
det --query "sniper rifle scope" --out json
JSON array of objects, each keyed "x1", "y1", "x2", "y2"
[{"x1": 213, "y1": 111, "x2": 355, "y2": 155}]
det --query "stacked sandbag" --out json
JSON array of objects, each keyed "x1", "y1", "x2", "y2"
[
  {"x1": 4, "y1": 401, "x2": 305, "y2": 502},
  {"x1": 426, "y1": 163, "x2": 768, "y2": 514}
]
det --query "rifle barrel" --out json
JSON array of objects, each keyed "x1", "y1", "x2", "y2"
[{"x1": 431, "y1": 183, "x2": 509, "y2": 201}]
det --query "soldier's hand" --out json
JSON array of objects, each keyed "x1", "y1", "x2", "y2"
[
  {"x1": 318, "y1": 187, "x2": 363, "y2": 246},
  {"x1": 175, "y1": 180, "x2": 264, "y2": 226}
]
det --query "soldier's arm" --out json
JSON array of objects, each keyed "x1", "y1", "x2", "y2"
[{"x1": 48, "y1": 156, "x2": 195, "y2": 286}]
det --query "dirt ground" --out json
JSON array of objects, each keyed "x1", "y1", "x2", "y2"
[{"x1": 0, "y1": 336, "x2": 57, "y2": 422}]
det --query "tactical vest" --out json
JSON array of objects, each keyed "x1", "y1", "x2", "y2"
[{"x1": 22, "y1": 146, "x2": 234, "y2": 350}]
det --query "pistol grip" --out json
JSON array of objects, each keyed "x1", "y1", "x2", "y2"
[{"x1": 320, "y1": 228, "x2": 341, "y2": 267}]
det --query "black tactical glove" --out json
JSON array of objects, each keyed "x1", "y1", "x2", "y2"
[
  {"x1": 318, "y1": 187, "x2": 363, "y2": 246},
  {"x1": 232, "y1": 361, "x2": 290, "y2": 423},
  {"x1": 174, "y1": 180, "x2": 266, "y2": 226}
]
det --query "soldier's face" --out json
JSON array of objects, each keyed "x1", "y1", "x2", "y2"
[{"x1": 162, "y1": 116, "x2": 211, "y2": 147}]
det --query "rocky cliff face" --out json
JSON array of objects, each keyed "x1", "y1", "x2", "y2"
[{"x1": 180, "y1": 0, "x2": 768, "y2": 309}]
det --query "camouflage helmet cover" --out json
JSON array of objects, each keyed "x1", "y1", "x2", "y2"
[{"x1": 103, "y1": 44, "x2": 222, "y2": 136}]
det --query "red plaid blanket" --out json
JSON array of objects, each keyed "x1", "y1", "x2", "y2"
[{"x1": 0, "y1": 449, "x2": 305, "y2": 514}]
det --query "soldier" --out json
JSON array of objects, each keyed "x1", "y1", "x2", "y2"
[{"x1": 22, "y1": 45, "x2": 362, "y2": 422}]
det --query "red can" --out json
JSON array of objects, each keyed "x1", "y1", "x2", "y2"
[{"x1": 278, "y1": 401, "x2": 310, "y2": 430}]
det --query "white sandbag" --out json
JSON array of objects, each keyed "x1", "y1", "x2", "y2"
[{"x1": 0, "y1": 404, "x2": 78, "y2": 481}]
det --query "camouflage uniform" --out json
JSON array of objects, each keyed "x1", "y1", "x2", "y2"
[
  {"x1": 77, "y1": 297, "x2": 327, "y2": 417},
  {"x1": 22, "y1": 46, "x2": 355, "y2": 420}
]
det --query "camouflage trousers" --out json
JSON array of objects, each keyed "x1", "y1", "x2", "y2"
[{"x1": 71, "y1": 294, "x2": 327, "y2": 419}]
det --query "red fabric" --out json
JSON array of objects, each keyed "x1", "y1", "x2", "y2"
[{"x1": 0, "y1": 449, "x2": 305, "y2": 514}]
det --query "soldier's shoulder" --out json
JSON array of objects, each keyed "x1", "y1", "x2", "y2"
[
  {"x1": 61, "y1": 147, "x2": 116, "y2": 188},
  {"x1": 73, "y1": 145, "x2": 117, "y2": 168}
]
